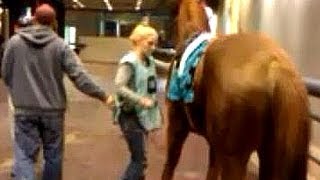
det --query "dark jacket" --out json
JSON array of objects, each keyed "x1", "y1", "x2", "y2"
[{"x1": 1, "y1": 25, "x2": 106, "y2": 114}]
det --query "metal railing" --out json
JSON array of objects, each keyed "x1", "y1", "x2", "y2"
[{"x1": 304, "y1": 77, "x2": 320, "y2": 165}]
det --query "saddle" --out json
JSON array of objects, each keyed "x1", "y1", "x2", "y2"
[{"x1": 167, "y1": 32, "x2": 211, "y2": 103}]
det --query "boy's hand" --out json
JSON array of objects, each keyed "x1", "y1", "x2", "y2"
[
  {"x1": 106, "y1": 95, "x2": 115, "y2": 108},
  {"x1": 140, "y1": 97, "x2": 154, "y2": 108}
]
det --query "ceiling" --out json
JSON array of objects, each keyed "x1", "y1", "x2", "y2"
[
  {"x1": 64, "y1": 0, "x2": 172, "y2": 11},
  {"x1": 1, "y1": 0, "x2": 219, "y2": 13}
]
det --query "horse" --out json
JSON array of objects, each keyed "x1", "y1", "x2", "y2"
[{"x1": 162, "y1": 0, "x2": 311, "y2": 179}]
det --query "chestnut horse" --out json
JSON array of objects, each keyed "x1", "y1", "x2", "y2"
[{"x1": 162, "y1": 0, "x2": 310, "y2": 179}]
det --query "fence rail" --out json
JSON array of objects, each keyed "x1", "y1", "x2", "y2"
[
  {"x1": 304, "y1": 77, "x2": 320, "y2": 166},
  {"x1": 310, "y1": 112, "x2": 320, "y2": 124}
]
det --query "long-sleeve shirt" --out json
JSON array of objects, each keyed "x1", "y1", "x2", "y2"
[
  {"x1": 115, "y1": 58, "x2": 170, "y2": 105},
  {"x1": 113, "y1": 52, "x2": 166, "y2": 130},
  {"x1": 1, "y1": 25, "x2": 106, "y2": 114}
]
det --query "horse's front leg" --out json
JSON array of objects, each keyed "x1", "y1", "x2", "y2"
[{"x1": 162, "y1": 103, "x2": 189, "y2": 180}]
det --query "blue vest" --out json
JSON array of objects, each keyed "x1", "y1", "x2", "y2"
[{"x1": 114, "y1": 52, "x2": 162, "y2": 131}]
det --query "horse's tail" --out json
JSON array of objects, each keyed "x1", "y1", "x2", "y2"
[{"x1": 270, "y1": 60, "x2": 310, "y2": 180}]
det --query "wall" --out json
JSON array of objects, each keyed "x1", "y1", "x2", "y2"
[
  {"x1": 78, "y1": 36, "x2": 132, "y2": 64},
  {"x1": 65, "y1": 10, "x2": 171, "y2": 64},
  {"x1": 66, "y1": 11, "x2": 101, "y2": 36},
  {"x1": 221, "y1": 0, "x2": 320, "y2": 78},
  {"x1": 66, "y1": 10, "x2": 170, "y2": 37},
  {"x1": 220, "y1": 0, "x2": 320, "y2": 175}
]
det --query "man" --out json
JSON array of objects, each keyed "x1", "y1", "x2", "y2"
[
  {"x1": 6, "y1": 11, "x2": 34, "y2": 178},
  {"x1": 1, "y1": 4, "x2": 108, "y2": 180}
]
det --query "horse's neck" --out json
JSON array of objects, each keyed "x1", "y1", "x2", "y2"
[
  {"x1": 176, "y1": 0, "x2": 209, "y2": 47},
  {"x1": 176, "y1": 31, "x2": 202, "y2": 57}
]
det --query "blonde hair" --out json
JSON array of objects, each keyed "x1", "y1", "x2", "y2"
[{"x1": 129, "y1": 24, "x2": 158, "y2": 45}]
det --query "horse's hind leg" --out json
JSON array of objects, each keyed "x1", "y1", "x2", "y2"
[
  {"x1": 258, "y1": 129, "x2": 309, "y2": 180},
  {"x1": 161, "y1": 103, "x2": 189, "y2": 180},
  {"x1": 258, "y1": 144, "x2": 275, "y2": 180},
  {"x1": 220, "y1": 152, "x2": 251, "y2": 180},
  {"x1": 206, "y1": 147, "x2": 220, "y2": 180}
]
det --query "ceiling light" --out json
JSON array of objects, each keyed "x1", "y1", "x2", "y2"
[
  {"x1": 72, "y1": 0, "x2": 85, "y2": 8},
  {"x1": 103, "y1": 0, "x2": 113, "y2": 11},
  {"x1": 134, "y1": 6, "x2": 140, "y2": 11},
  {"x1": 135, "y1": 0, "x2": 142, "y2": 11}
]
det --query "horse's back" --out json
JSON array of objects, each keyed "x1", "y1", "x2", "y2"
[
  {"x1": 200, "y1": 32, "x2": 308, "y2": 154},
  {"x1": 203, "y1": 32, "x2": 300, "y2": 98},
  {"x1": 202, "y1": 33, "x2": 273, "y2": 103}
]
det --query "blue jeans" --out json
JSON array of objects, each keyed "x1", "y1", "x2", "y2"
[
  {"x1": 118, "y1": 112, "x2": 147, "y2": 180},
  {"x1": 12, "y1": 113, "x2": 64, "y2": 180}
]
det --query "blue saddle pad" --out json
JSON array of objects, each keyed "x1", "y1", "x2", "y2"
[{"x1": 167, "y1": 40, "x2": 208, "y2": 103}]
